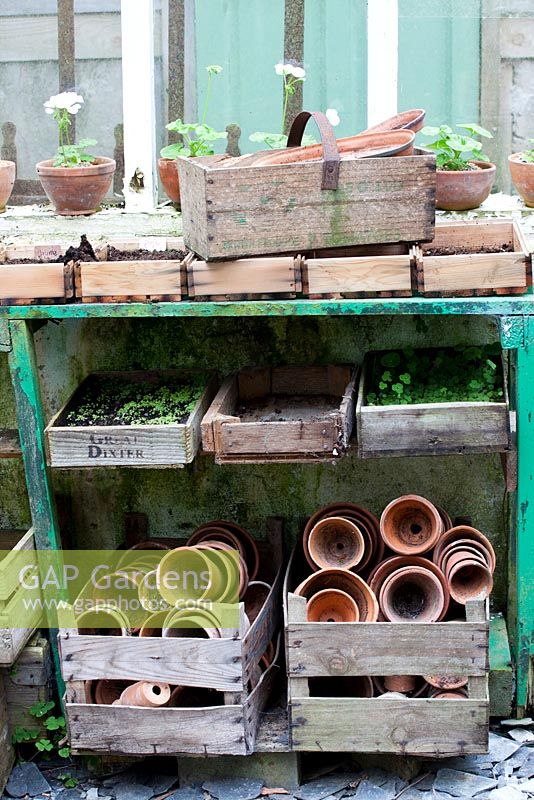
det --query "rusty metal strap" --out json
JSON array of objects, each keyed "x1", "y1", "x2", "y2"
[{"x1": 286, "y1": 110, "x2": 340, "y2": 190}]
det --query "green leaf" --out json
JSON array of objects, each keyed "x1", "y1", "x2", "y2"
[
  {"x1": 35, "y1": 738, "x2": 54, "y2": 752},
  {"x1": 30, "y1": 700, "x2": 55, "y2": 718},
  {"x1": 58, "y1": 747, "x2": 71, "y2": 759},
  {"x1": 458, "y1": 123, "x2": 493, "y2": 139},
  {"x1": 399, "y1": 373, "x2": 411, "y2": 385},
  {"x1": 44, "y1": 715, "x2": 65, "y2": 731},
  {"x1": 206, "y1": 64, "x2": 223, "y2": 75}
]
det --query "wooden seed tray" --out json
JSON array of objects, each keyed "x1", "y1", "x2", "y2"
[
  {"x1": 201, "y1": 365, "x2": 358, "y2": 464},
  {"x1": 0, "y1": 242, "x2": 74, "y2": 305},
  {"x1": 0, "y1": 529, "x2": 40, "y2": 665}
]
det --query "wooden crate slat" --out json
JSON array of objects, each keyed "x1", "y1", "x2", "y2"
[
  {"x1": 290, "y1": 697, "x2": 488, "y2": 754},
  {"x1": 188, "y1": 257, "x2": 299, "y2": 299},
  {"x1": 78, "y1": 260, "x2": 184, "y2": 299},
  {"x1": 0, "y1": 430, "x2": 21, "y2": 458},
  {"x1": 59, "y1": 634, "x2": 243, "y2": 691},
  {"x1": 179, "y1": 153, "x2": 436, "y2": 260},
  {"x1": 306, "y1": 255, "x2": 412, "y2": 295},
  {"x1": 0, "y1": 263, "x2": 65, "y2": 301},
  {"x1": 219, "y1": 420, "x2": 339, "y2": 456},
  {"x1": 423, "y1": 253, "x2": 527, "y2": 293},
  {"x1": 287, "y1": 617, "x2": 488, "y2": 676},
  {"x1": 421, "y1": 220, "x2": 515, "y2": 252}
]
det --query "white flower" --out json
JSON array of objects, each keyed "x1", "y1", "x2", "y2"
[
  {"x1": 44, "y1": 92, "x2": 84, "y2": 115},
  {"x1": 290, "y1": 65, "x2": 306, "y2": 79},
  {"x1": 275, "y1": 62, "x2": 293, "y2": 76},
  {"x1": 325, "y1": 108, "x2": 340, "y2": 126}
]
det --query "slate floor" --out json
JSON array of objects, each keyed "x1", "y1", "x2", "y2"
[{"x1": 6, "y1": 722, "x2": 534, "y2": 800}]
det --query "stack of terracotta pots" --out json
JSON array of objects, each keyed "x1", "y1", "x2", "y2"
[
  {"x1": 79, "y1": 520, "x2": 276, "y2": 707},
  {"x1": 294, "y1": 495, "x2": 495, "y2": 700}
]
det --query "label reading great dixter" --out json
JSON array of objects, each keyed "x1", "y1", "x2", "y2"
[{"x1": 86, "y1": 432, "x2": 146, "y2": 460}]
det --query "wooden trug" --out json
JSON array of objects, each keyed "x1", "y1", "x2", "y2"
[{"x1": 59, "y1": 520, "x2": 284, "y2": 756}]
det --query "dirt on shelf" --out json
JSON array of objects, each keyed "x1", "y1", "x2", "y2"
[
  {"x1": 6, "y1": 235, "x2": 186, "y2": 265},
  {"x1": 237, "y1": 393, "x2": 339, "y2": 423},
  {"x1": 424, "y1": 243, "x2": 515, "y2": 257}
]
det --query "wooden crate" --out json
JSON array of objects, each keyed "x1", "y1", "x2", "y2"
[
  {"x1": 356, "y1": 353, "x2": 511, "y2": 458},
  {"x1": 178, "y1": 151, "x2": 436, "y2": 261},
  {"x1": 284, "y1": 549, "x2": 489, "y2": 755},
  {"x1": 187, "y1": 255, "x2": 302, "y2": 300},
  {"x1": 0, "y1": 529, "x2": 40, "y2": 665},
  {"x1": 201, "y1": 365, "x2": 358, "y2": 464},
  {"x1": 302, "y1": 243, "x2": 414, "y2": 298},
  {"x1": 59, "y1": 522, "x2": 284, "y2": 756},
  {"x1": 0, "y1": 242, "x2": 74, "y2": 305},
  {"x1": 0, "y1": 674, "x2": 15, "y2": 794},
  {"x1": 4, "y1": 633, "x2": 52, "y2": 731},
  {"x1": 415, "y1": 219, "x2": 532, "y2": 296},
  {"x1": 74, "y1": 238, "x2": 188, "y2": 303},
  {"x1": 45, "y1": 370, "x2": 218, "y2": 468}
]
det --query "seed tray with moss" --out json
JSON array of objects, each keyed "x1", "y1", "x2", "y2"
[
  {"x1": 45, "y1": 371, "x2": 217, "y2": 468},
  {"x1": 356, "y1": 347, "x2": 511, "y2": 458}
]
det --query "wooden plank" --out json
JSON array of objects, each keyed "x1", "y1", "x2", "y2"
[
  {"x1": 421, "y1": 220, "x2": 514, "y2": 252},
  {"x1": 188, "y1": 257, "x2": 299, "y2": 299},
  {"x1": 78, "y1": 260, "x2": 184, "y2": 299},
  {"x1": 201, "y1": 376, "x2": 238, "y2": 453},
  {"x1": 306, "y1": 255, "x2": 412, "y2": 295},
  {"x1": 0, "y1": 529, "x2": 36, "y2": 601},
  {"x1": 0, "y1": 674, "x2": 14, "y2": 794},
  {"x1": 0, "y1": 263, "x2": 66, "y2": 302},
  {"x1": 179, "y1": 153, "x2": 436, "y2": 261},
  {"x1": 0, "y1": 430, "x2": 21, "y2": 458},
  {"x1": 65, "y1": 703, "x2": 249, "y2": 755},
  {"x1": 290, "y1": 697, "x2": 488, "y2": 754},
  {"x1": 219, "y1": 419, "x2": 339, "y2": 457},
  {"x1": 287, "y1": 620, "x2": 488, "y2": 677},
  {"x1": 59, "y1": 634, "x2": 243, "y2": 691},
  {"x1": 5, "y1": 634, "x2": 51, "y2": 686},
  {"x1": 423, "y1": 253, "x2": 527, "y2": 293}
]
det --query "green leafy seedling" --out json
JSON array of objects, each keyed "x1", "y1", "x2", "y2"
[{"x1": 421, "y1": 123, "x2": 493, "y2": 171}]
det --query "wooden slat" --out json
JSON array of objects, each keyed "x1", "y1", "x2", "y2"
[
  {"x1": 78, "y1": 260, "x2": 184, "y2": 299},
  {"x1": 423, "y1": 253, "x2": 527, "y2": 293},
  {"x1": 290, "y1": 697, "x2": 488, "y2": 754},
  {"x1": 0, "y1": 263, "x2": 66, "y2": 301},
  {"x1": 0, "y1": 430, "x2": 21, "y2": 458},
  {"x1": 59, "y1": 634, "x2": 243, "y2": 691},
  {"x1": 201, "y1": 376, "x2": 238, "y2": 453},
  {"x1": 219, "y1": 419, "x2": 339, "y2": 456},
  {"x1": 179, "y1": 153, "x2": 436, "y2": 261},
  {"x1": 287, "y1": 620, "x2": 488, "y2": 676},
  {"x1": 188, "y1": 257, "x2": 298, "y2": 298},
  {"x1": 65, "y1": 703, "x2": 248, "y2": 755},
  {"x1": 306, "y1": 255, "x2": 412, "y2": 295},
  {"x1": 0, "y1": 529, "x2": 36, "y2": 601},
  {"x1": 422, "y1": 220, "x2": 514, "y2": 252}
]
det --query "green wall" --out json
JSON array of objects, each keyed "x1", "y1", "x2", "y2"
[{"x1": 0, "y1": 313, "x2": 508, "y2": 609}]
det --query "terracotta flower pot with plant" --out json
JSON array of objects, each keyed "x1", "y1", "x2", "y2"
[
  {"x1": 0, "y1": 160, "x2": 15, "y2": 212},
  {"x1": 509, "y1": 140, "x2": 534, "y2": 207},
  {"x1": 159, "y1": 65, "x2": 227, "y2": 205},
  {"x1": 36, "y1": 92, "x2": 115, "y2": 215},
  {"x1": 421, "y1": 123, "x2": 495, "y2": 210}
]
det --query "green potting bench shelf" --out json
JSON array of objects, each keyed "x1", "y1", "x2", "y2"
[{"x1": 0, "y1": 291, "x2": 531, "y2": 742}]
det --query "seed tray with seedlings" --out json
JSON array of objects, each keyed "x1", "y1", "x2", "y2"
[
  {"x1": 413, "y1": 219, "x2": 532, "y2": 296},
  {"x1": 201, "y1": 365, "x2": 358, "y2": 464},
  {"x1": 45, "y1": 370, "x2": 218, "y2": 468},
  {"x1": 284, "y1": 547, "x2": 489, "y2": 755},
  {"x1": 356, "y1": 347, "x2": 511, "y2": 458},
  {"x1": 58, "y1": 521, "x2": 284, "y2": 756}
]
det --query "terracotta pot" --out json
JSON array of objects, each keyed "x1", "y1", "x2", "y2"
[
  {"x1": 509, "y1": 154, "x2": 534, "y2": 208},
  {"x1": 158, "y1": 157, "x2": 181, "y2": 204},
  {"x1": 379, "y1": 566, "x2": 445, "y2": 622},
  {"x1": 431, "y1": 688, "x2": 468, "y2": 700},
  {"x1": 373, "y1": 675, "x2": 429, "y2": 698},
  {"x1": 295, "y1": 568, "x2": 379, "y2": 622},
  {"x1": 443, "y1": 549, "x2": 486, "y2": 579},
  {"x1": 167, "y1": 685, "x2": 186, "y2": 707},
  {"x1": 447, "y1": 558, "x2": 493, "y2": 605},
  {"x1": 435, "y1": 161, "x2": 496, "y2": 211},
  {"x1": 114, "y1": 681, "x2": 171, "y2": 707},
  {"x1": 198, "y1": 540, "x2": 247, "y2": 601},
  {"x1": 424, "y1": 674, "x2": 468, "y2": 691},
  {"x1": 307, "y1": 517, "x2": 365, "y2": 571},
  {"x1": 303, "y1": 503, "x2": 382, "y2": 573},
  {"x1": 252, "y1": 130, "x2": 415, "y2": 169},
  {"x1": 306, "y1": 589, "x2": 359, "y2": 623},
  {"x1": 93, "y1": 679, "x2": 130, "y2": 705},
  {"x1": 384, "y1": 675, "x2": 416, "y2": 693},
  {"x1": 196, "y1": 543, "x2": 239, "y2": 603},
  {"x1": 244, "y1": 581, "x2": 271, "y2": 623},
  {"x1": 76, "y1": 605, "x2": 130, "y2": 636},
  {"x1": 380, "y1": 495, "x2": 443, "y2": 555},
  {"x1": 162, "y1": 606, "x2": 222, "y2": 638},
  {"x1": 156, "y1": 546, "x2": 216, "y2": 606},
  {"x1": 435, "y1": 506, "x2": 453, "y2": 533},
  {"x1": 139, "y1": 610, "x2": 168, "y2": 637},
  {"x1": 368, "y1": 555, "x2": 449, "y2": 621},
  {"x1": 189, "y1": 520, "x2": 260, "y2": 581},
  {"x1": 0, "y1": 160, "x2": 15, "y2": 212},
  {"x1": 36, "y1": 157, "x2": 115, "y2": 216},
  {"x1": 433, "y1": 526, "x2": 496, "y2": 572},
  {"x1": 309, "y1": 676, "x2": 374, "y2": 698},
  {"x1": 438, "y1": 539, "x2": 493, "y2": 575},
  {"x1": 364, "y1": 109, "x2": 426, "y2": 135}
]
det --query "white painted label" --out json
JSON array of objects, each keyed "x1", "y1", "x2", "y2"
[
  {"x1": 139, "y1": 237, "x2": 167, "y2": 252},
  {"x1": 35, "y1": 244, "x2": 63, "y2": 262}
]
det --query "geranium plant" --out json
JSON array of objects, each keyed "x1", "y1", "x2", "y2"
[
  {"x1": 161, "y1": 65, "x2": 227, "y2": 159},
  {"x1": 44, "y1": 92, "x2": 97, "y2": 167},
  {"x1": 518, "y1": 139, "x2": 534, "y2": 164},
  {"x1": 421, "y1": 123, "x2": 493, "y2": 171}
]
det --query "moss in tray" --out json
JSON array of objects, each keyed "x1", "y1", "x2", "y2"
[
  {"x1": 366, "y1": 346, "x2": 504, "y2": 406},
  {"x1": 65, "y1": 375, "x2": 205, "y2": 426}
]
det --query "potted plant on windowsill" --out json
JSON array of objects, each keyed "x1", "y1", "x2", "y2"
[
  {"x1": 36, "y1": 92, "x2": 115, "y2": 216},
  {"x1": 420, "y1": 123, "x2": 495, "y2": 211},
  {"x1": 509, "y1": 139, "x2": 534, "y2": 207},
  {"x1": 0, "y1": 160, "x2": 15, "y2": 212},
  {"x1": 158, "y1": 65, "x2": 227, "y2": 206}
]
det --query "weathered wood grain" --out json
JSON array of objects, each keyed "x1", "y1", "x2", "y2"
[
  {"x1": 0, "y1": 263, "x2": 66, "y2": 302},
  {"x1": 0, "y1": 430, "x2": 20, "y2": 459},
  {"x1": 77, "y1": 260, "x2": 184, "y2": 300},
  {"x1": 0, "y1": 674, "x2": 14, "y2": 793},
  {"x1": 179, "y1": 153, "x2": 436, "y2": 260},
  {"x1": 423, "y1": 253, "x2": 527, "y2": 293},
  {"x1": 306, "y1": 255, "x2": 412, "y2": 295},
  {"x1": 59, "y1": 634, "x2": 243, "y2": 691},
  {"x1": 188, "y1": 257, "x2": 299, "y2": 299},
  {"x1": 290, "y1": 697, "x2": 488, "y2": 754}
]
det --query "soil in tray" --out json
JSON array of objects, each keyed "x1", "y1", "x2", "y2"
[
  {"x1": 63, "y1": 375, "x2": 205, "y2": 426},
  {"x1": 7, "y1": 235, "x2": 186, "y2": 264},
  {"x1": 424, "y1": 243, "x2": 514, "y2": 257},
  {"x1": 237, "y1": 394, "x2": 340, "y2": 423}
]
